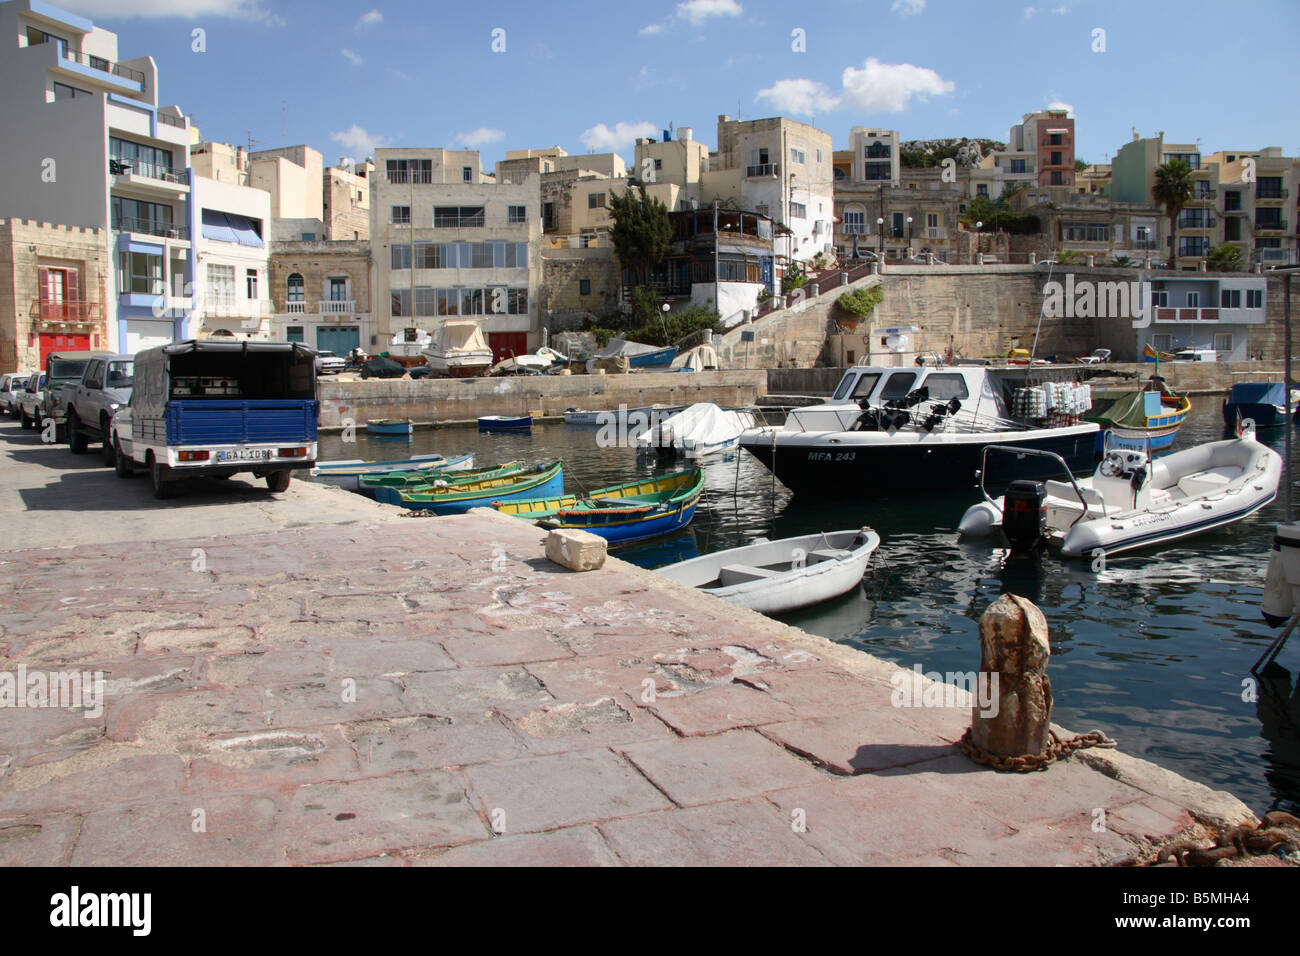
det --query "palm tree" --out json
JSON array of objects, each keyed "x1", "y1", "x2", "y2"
[{"x1": 1153, "y1": 159, "x2": 1194, "y2": 269}]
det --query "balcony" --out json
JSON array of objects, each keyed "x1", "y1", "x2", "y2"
[
  {"x1": 62, "y1": 48, "x2": 146, "y2": 86},
  {"x1": 110, "y1": 159, "x2": 189, "y2": 193},
  {"x1": 157, "y1": 112, "x2": 186, "y2": 130},
  {"x1": 114, "y1": 217, "x2": 189, "y2": 241},
  {"x1": 926, "y1": 227, "x2": 948, "y2": 240},
  {"x1": 319, "y1": 300, "x2": 356, "y2": 315},
  {"x1": 1191, "y1": 189, "x2": 1217, "y2": 202},
  {"x1": 1255, "y1": 219, "x2": 1287, "y2": 233},
  {"x1": 745, "y1": 163, "x2": 780, "y2": 179},
  {"x1": 1154, "y1": 307, "x2": 1221, "y2": 323},
  {"x1": 841, "y1": 223, "x2": 867, "y2": 235},
  {"x1": 284, "y1": 301, "x2": 307, "y2": 314},
  {"x1": 1256, "y1": 188, "x2": 1288, "y2": 202},
  {"x1": 29, "y1": 299, "x2": 100, "y2": 323}
]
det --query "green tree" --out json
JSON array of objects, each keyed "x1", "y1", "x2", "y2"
[
  {"x1": 608, "y1": 184, "x2": 672, "y2": 287},
  {"x1": 1153, "y1": 159, "x2": 1194, "y2": 267},
  {"x1": 1206, "y1": 243, "x2": 1244, "y2": 272},
  {"x1": 1075, "y1": 159, "x2": 1090, "y2": 172},
  {"x1": 836, "y1": 284, "x2": 884, "y2": 319}
]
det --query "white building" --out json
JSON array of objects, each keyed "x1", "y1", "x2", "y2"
[
  {"x1": 371, "y1": 148, "x2": 541, "y2": 361},
  {"x1": 0, "y1": 0, "x2": 195, "y2": 354},
  {"x1": 191, "y1": 176, "x2": 272, "y2": 339}
]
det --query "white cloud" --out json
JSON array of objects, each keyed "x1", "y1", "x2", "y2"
[
  {"x1": 640, "y1": 23, "x2": 665, "y2": 34},
  {"x1": 331, "y1": 124, "x2": 388, "y2": 159},
  {"x1": 340, "y1": 49, "x2": 363, "y2": 66},
  {"x1": 759, "y1": 58, "x2": 954, "y2": 116},
  {"x1": 891, "y1": 0, "x2": 926, "y2": 14},
  {"x1": 756, "y1": 78, "x2": 838, "y2": 115},
  {"x1": 57, "y1": 0, "x2": 284, "y2": 25},
  {"x1": 580, "y1": 121, "x2": 660, "y2": 153},
  {"x1": 677, "y1": 0, "x2": 742, "y2": 24},
  {"x1": 453, "y1": 127, "x2": 506, "y2": 148},
  {"x1": 356, "y1": 8, "x2": 383, "y2": 29},
  {"x1": 1047, "y1": 99, "x2": 1075, "y2": 117}
]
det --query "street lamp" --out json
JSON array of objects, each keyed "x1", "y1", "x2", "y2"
[
  {"x1": 877, "y1": 217, "x2": 885, "y2": 258},
  {"x1": 906, "y1": 216, "x2": 914, "y2": 258},
  {"x1": 974, "y1": 220, "x2": 984, "y2": 264},
  {"x1": 661, "y1": 302, "x2": 671, "y2": 346}
]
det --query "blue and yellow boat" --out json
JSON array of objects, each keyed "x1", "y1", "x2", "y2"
[
  {"x1": 360, "y1": 460, "x2": 524, "y2": 496},
  {"x1": 1087, "y1": 375, "x2": 1191, "y2": 453},
  {"x1": 498, "y1": 469, "x2": 703, "y2": 545},
  {"x1": 378, "y1": 460, "x2": 563, "y2": 514}
]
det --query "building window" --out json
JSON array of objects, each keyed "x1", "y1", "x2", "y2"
[
  {"x1": 1009, "y1": 159, "x2": 1027, "y2": 173},
  {"x1": 1050, "y1": 171, "x2": 1064, "y2": 185},
  {"x1": 1213, "y1": 333, "x2": 1233, "y2": 352},
  {"x1": 286, "y1": 273, "x2": 304, "y2": 303},
  {"x1": 816, "y1": 148, "x2": 823, "y2": 163},
  {"x1": 386, "y1": 159, "x2": 432, "y2": 184},
  {"x1": 206, "y1": 264, "x2": 235, "y2": 310},
  {"x1": 790, "y1": 147, "x2": 806, "y2": 165},
  {"x1": 117, "y1": 252, "x2": 163, "y2": 295},
  {"x1": 391, "y1": 205, "x2": 410, "y2": 224},
  {"x1": 865, "y1": 143, "x2": 891, "y2": 159},
  {"x1": 1048, "y1": 133, "x2": 1063, "y2": 146},
  {"x1": 110, "y1": 137, "x2": 174, "y2": 179},
  {"x1": 52, "y1": 82, "x2": 93, "y2": 101},
  {"x1": 462, "y1": 166, "x2": 473, "y2": 183},
  {"x1": 843, "y1": 211, "x2": 864, "y2": 235},
  {"x1": 976, "y1": 184, "x2": 989, "y2": 197},
  {"x1": 927, "y1": 213, "x2": 938, "y2": 229},
  {"x1": 434, "y1": 206, "x2": 485, "y2": 227},
  {"x1": 1178, "y1": 237, "x2": 1208, "y2": 257},
  {"x1": 1153, "y1": 334, "x2": 1173, "y2": 351},
  {"x1": 1223, "y1": 191, "x2": 1242, "y2": 211},
  {"x1": 588, "y1": 193, "x2": 606, "y2": 209},
  {"x1": 390, "y1": 243, "x2": 411, "y2": 269},
  {"x1": 301, "y1": 233, "x2": 316, "y2": 241},
  {"x1": 1063, "y1": 223, "x2": 1110, "y2": 242},
  {"x1": 579, "y1": 279, "x2": 591, "y2": 296},
  {"x1": 1186, "y1": 292, "x2": 1200, "y2": 307},
  {"x1": 1256, "y1": 178, "x2": 1283, "y2": 199},
  {"x1": 245, "y1": 268, "x2": 258, "y2": 300},
  {"x1": 1220, "y1": 289, "x2": 1241, "y2": 308},
  {"x1": 328, "y1": 277, "x2": 347, "y2": 301},
  {"x1": 390, "y1": 289, "x2": 410, "y2": 317},
  {"x1": 111, "y1": 197, "x2": 174, "y2": 235},
  {"x1": 789, "y1": 202, "x2": 807, "y2": 219},
  {"x1": 286, "y1": 326, "x2": 304, "y2": 342},
  {"x1": 542, "y1": 202, "x2": 557, "y2": 231},
  {"x1": 507, "y1": 204, "x2": 526, "y2": 224},
  {"x1": 1247, "y1": 289, "x2": 1263, "y2": 309},
  {"x1": 1150, "y1": 290, "x2": 1169, "y2": 307}
]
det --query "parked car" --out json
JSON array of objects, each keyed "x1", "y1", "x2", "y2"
[
  {"x1": 112, "y1": 340, "x2": 319, "y2": 498},
  {"x1": 1074, "y1": 348, "x2": 1112, "y2": 365},
  {"x1": 314, "y1": 350, "x2": 346, "y2": 375},
  {"x1": 41, "y1": 350, "x2": 112, "y2": 441},
  {"x1": 358, "y1": 356, "x2": 407, "y2": 379},
  {"x1": 64, "y1": 353, "x2": 134, "y2": 465},
  {"x1": 17, "y1": 371, "x2": 46, "y2": 430},
  {"x1": 1, "y1": 372, "x2": 26, "y2": 417}
]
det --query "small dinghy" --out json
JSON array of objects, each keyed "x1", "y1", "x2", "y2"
[
  {"x1": 478, "y1": 415, "x2": 532, "y2": 432},
  {"x1": 311, "y1": 452, "x2": 473, "y2": 492},
  {"x1": 634, "y1": 402, "x2": 758, "y2": 458},
  {"x1": 657, "y1": 528, "x2": 881, "y2": 615},
  {"x1": 958, "y1": 427, "x2": 1281, "y2": 558},
  {"x1": 366, "y1": 419, "x2": 413, "y2": 436}
]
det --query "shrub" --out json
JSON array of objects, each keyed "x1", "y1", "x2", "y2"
[{"x1": 837, "y1": 284, "x2": 884, "y2": 319}]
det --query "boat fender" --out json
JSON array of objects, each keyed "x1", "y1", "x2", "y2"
[
  {"x1": 948, "y1": 398, "x2": 962, "y2": 415},
  {"x1": 1262, "y1": 543, "x2": 1293, "y2": 626},
  {"x1": 922, "y1": 414, "x2": 941, "y2": 432}
]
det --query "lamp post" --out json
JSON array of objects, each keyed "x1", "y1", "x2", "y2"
[
  {"x1": 974, "y1": 220, "x2": 983, "y2": 264},
  {"x1": 877, "y1": 217, "x2": 885, "y2": 258},
  {"x1": 906, "y1": 216, "x2": 914, "y2": 258},
  {"x1": 661, "y1": 301, "x2": 671, "y2": 347}
]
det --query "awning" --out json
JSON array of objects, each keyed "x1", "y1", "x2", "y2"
[
  {"x1": 201, "y1": 210, "x2": 264, "y2": 247},
  {"x1": 118, "y1": 236, "x2": 166, "y2": 255}
]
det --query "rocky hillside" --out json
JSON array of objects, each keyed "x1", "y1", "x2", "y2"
[{"x1": 900, "y1": 137, "x2": 1005, "y2": 169}]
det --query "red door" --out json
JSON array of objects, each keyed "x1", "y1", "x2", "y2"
[
  {"x1": 488, "y1": 332, "x2": 528, "y2": 365},
  {"x1": 39, "y1": 333, "x2": 90, "y2": 366}
]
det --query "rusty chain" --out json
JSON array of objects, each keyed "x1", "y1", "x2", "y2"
[
  {"x1": 958, "y1": 727, "x2": 1116, "y2": 772},
  {"x1": 1151, "y1": 812, "x2": 1300, "y2": 866}
]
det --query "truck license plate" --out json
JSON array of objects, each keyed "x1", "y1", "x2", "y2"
[{"x1": 217, "y1": 449, "x2": 269, "y2": 462}]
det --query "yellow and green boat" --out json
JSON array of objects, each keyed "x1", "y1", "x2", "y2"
[{"x1": 497, "y1": 469, "x2": 704, "y2": 544}]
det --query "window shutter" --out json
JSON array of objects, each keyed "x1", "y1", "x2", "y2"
[
  {"x1": 66, "y1": 270, "x2": 78, "y2": 308},
  {"x1": 37, "y1": 267, "x2": 49, "y2": 302}
]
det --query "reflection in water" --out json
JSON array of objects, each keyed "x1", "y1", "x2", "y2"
[{"x1": 317, "y1": 404, "x2": 1300, "y2": 814}]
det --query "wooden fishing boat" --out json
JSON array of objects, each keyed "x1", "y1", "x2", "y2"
[
  {"x1": 531, "y1": 469, "x2": 704, "y2": 545},
  {"x1": 1087, "y1": 375, "x2": 1190, "y2": 453},
  {"x1": 362, "y1": 460, "x2": 525, "y2": 497},
  {"x1": 311, "y1": 452, "x2": 473, "y2": 492},
  {"x1": 494, "y1": 469, "x2": 698, "y2": 521},
  {"x1": 656, "y1": 528, "x2": 881, "y2": 616},
  {"x1": 478, "y1": 415, "x2": 532, "y2": 432},
  {"x1": 380, "y1": 460, "x2": 563, "y2": 514},
  {"x1": 365, "y1": 419, "x2": 414, "y2": 436}
]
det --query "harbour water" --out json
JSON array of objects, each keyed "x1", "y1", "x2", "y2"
[{"x1": 317, "y1": 402, "x2": 1300, "y2": 816}]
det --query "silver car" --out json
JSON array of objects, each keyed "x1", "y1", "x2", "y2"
[{"x1": 1, "y1": 372, "x2": 27, "y2": 417}]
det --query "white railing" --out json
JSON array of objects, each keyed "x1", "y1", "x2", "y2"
[
  {"x1": 320, "y1": 300, "x2": 355, "y2": 314},
  {"x1": 285, "y1": 301, "x2": 306, "y2": 314}
]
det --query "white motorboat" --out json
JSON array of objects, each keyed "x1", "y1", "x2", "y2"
[
  {"x1": 739, "y1": 364, "x2": 1101, "y2": 493},
  {"x1": 656, "y1": 528, "x2": 881, "y2": 615},
  {"x1": 635, "y1": 402, "x2": 758, "y2": 458},
  {"x1": 387, "y1": 327, "x2": 432, "y2": 365},
  {"x1": 422, "y1": 320, "x2": 494, "y2": 377},
  {"x1": 491, "y1": 346, "x2": 566, "y2": 376},
  {"x1": 958, "y1": 427, "x2": 1281, "y2": 558}
]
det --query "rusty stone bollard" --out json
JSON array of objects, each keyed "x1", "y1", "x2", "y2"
[{"x1": 970, "y1": 593, "x2": 1053, "y2": 758}]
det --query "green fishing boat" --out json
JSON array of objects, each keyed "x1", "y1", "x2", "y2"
[
  {"x1": 376, "y1": 460, "x2": 564, "y2": 514},
  {"x1": 359, "y1": 460, "x2": 525, "y2": 495}
]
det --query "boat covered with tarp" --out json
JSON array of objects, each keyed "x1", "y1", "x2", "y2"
[
  {"x1": 1222, "y1": 381, "x2": 1292, "y2": 428},
  {"x1": 1087, "y1": 375, "x2": 1190, "y2": 452}
]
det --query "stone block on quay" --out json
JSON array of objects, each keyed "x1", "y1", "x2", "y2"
[{"x1": 544, "y1": 529, "x2": 607, "y2": 572}]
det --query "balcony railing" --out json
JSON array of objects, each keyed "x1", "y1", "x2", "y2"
[
  {"x1": 110, "y1": 159, "x2": 188, "y2": 185},
  {"x1": 1154, "y1": 307, "x2": 1220, "y2": 323},
  {"x1": 61, "y1": 49, "x2": 146, "y2": 87},
  {"x1": 926, "y1": 227, "x2": 947, "y2": 239},
  {"x1": 285, "y1": 301, "x2": 306, "y2": 314},
  {"x1": 745, "y1": 163, "x2": 780, "y2": 178},
  {"x1": 841, "y1": 223, "x2": 867, "y2": 235},
  {"x1": 157, "y1": 112, "x2": 186, "y2": 129},
  {"x1": 29, "y1": 299, "x2": 99, "y2": 322},
  {"x1": 114, "y1": 217, "x2": 189, "y2": 240},
  {"x1": 1255, "y1": 188, "x2": 1288, "y2": 200},
  {"x1": 1255, "y1": 219, "x2": 1288, "y2": 232},
  {"x1": 1191, "y1": 189, "x2": 1217, "y2": 201},
  {"x1": 319, "y1": 300, "x2": 355, "y2": 314}
]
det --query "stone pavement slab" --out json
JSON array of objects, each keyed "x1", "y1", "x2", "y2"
[{"x1": 0, "y1": 436, "x2": 1262, "y2": 865}]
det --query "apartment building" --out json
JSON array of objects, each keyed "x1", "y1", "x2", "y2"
[
  {"x1": 0, "y1": 0, "x2": 195, "y2": 356},
  {"x1": 371, "y1": 147, "x2": 541, "y2": 361},
  {"x1": 1204, "y1": 148, "x2": 1299, "y2": 268},
  {"x1": 268, "y1": 239, "x2": 372, "y2": 354},
  {"x1": 189, "y1": 139, "x2": 249, "y2": 186},
  {"x1": 979, "y1": 109, "x2": 1075, "y2": 196},
  {"x1": 713, "y1": 115, "x2": 834, "y2": 269},
  {"x1": 191, "y1": 176, "x2": 272, "y2": 339},
  {"x1": 1139, "y1": 274, "x2": 1267, "y2": 361}
]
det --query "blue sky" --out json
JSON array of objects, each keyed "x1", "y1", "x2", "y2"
[{"x1": 63, "y1": 0, "x2": 1300, "y2": 168}]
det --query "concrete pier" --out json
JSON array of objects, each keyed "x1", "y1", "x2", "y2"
[{"x1": 0, "y1": 420, "x2": 1261, "y2": 865}]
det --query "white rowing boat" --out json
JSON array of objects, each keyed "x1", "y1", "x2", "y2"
[{"x1": 656, "y1": 528, "x2": 880, "y2": 615}]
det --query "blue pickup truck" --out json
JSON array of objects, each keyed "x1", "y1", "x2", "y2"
[{"x1": 111, "y1": 340, "x2": 319, "y2": 499}]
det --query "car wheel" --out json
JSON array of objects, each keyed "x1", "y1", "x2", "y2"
[
  {"x1": 20, "y1": 407, "x2": 33, "y2": 430},
  {"x1": 114, "y1": 438, "x2": 134, "y2": 478},
  {"x1": 265, "y1": 471, "x2": 291, "y2": 493},
  {"x1": 67, "y1": 413, "x2": 87, "y2": 454},
  {"x1": 101, "y1": 418, "x2": 115, "y2": 466},
  {"x1": 150, "y1": 456, "x2": 174, "y2": 499}
]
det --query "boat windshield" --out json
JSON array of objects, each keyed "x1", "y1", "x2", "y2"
[
  {"x1": 921, "y1": 372, "x2": 969, "y2": 401},
  {"x1": 833, "y1": 372, "x2": 882, "y2": 401},
  {"x1": 879, "y1": 372, "x2": 919, "y2": 400}
]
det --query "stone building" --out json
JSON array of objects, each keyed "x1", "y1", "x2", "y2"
[
  {"x1": 0, "y1": 218, "x2": 110, "y2": 372},
  {"x1": 267, "y1": 238, "x2": 372, "y2": 354}
]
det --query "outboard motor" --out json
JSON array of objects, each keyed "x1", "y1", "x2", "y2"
[
  {"x1": 1262, "y1": 523, "x2": 1300, "y2": 625},
  {"x1": 1002, "y1": 480, "x2": 1047, "y2": 554}
]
